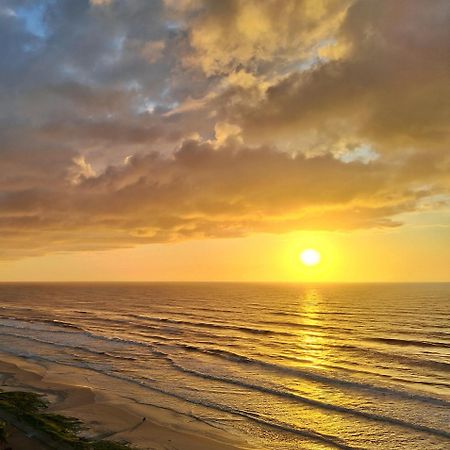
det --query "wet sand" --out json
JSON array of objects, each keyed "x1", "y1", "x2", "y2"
[{"x1": 0, "y1": 351, "x2": 249, "y2": 450}]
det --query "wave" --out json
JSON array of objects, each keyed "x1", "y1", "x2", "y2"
[
  {"x1": 129, "y1": 314, "x2": 295, "y2": 337},
  {"x1": 367, "y1": 337, "x2": 450, "y2": 349},
  {"x1": 0, "y1": 317, "x2": 239, "y2": 364},
  {"x1": 166, "y1": 356, "x2": 450, "y2": 440},
  {"x1": 0, "y1": 318, "x2": 172, "y2": 363},
  {"x1": 80, "y1": 317, "x2": 249, "y2": 346},
  {"x1": 36, "y1": 318, "x2": 87, "y2": 331},
  {"x1": 261, "y1": 319, "x2": 450, "y2": 344},
  {"x1": 8, "y1": 326, "x2": 442, "y2": 445},
  {"x1": 0, "y1": 330, "x2": 139, "y2": 362},
  {"x1": 172, "y1": 344, "x2": 450, "y2": 407},
  {"x1": 2, "y1": 316, "x2": 448, "y2": 409},
  {"x1": 0, "y1": 347, "x2": 358, "y2": 449},
  {"x1": 259, "y1": 319, "x2": 354, "y2": 333},
  {"x1": 273, "y1": 352, "x2": 450, "y2": 386},
  {"x1": 335, "y1": 343, "x2": 450, "y2": 373},
  {"x1": 0, "y1": 318, "x2": 84, "y2": 334}
]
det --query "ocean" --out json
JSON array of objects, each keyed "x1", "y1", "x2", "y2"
[{"x1": 0, "y1": 282, "x2": 449, "y2": 449}]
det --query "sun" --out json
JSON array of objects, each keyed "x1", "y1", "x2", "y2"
[{"x1": 300, "y1": 249, "x2": 321, "y2": 266}]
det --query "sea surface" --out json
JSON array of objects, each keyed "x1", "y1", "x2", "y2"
[{"x1": 0, "y1": 283, "x2": 449, "y2": 449}]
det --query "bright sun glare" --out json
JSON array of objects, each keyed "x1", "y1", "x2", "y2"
[{"x1": 300, "y1": 249, "x2": 321, "y2": 266}]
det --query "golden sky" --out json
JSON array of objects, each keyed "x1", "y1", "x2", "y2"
[{"x1": 0, "y1": 0, "x2": 449, "y2": 281}]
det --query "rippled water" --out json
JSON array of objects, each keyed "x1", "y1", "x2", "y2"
[{"x1": 0, "y1": 283, "x2": 449, "y2": 449}]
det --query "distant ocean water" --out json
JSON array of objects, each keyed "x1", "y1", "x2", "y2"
[{"x1": 0, "y1": 282, "x2": 449, "y2": 449}]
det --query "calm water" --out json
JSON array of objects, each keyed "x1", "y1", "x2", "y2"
[{"x1": 0, "y1": 283, "x2": 449, "y2": 449}]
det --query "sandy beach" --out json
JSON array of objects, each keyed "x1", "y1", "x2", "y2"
[{"x1": 0, "y1": 351, "x2": 249, "y2": 450}]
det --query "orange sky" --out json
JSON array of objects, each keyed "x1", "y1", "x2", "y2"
[
  {"x1": 2, "y1": 212, "x2": 449, "y2": 282},
  {"x1": 0, "y1": 0, "x2": 449, "y2": 281}
]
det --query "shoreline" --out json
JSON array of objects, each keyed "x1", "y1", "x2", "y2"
[{"x1": 0, "y1": 351, "x2": 249, "y2": 450}]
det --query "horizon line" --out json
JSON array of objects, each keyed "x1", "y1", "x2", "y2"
[{"x1": 0, "y1": 280, "x2": 449, "y2": 284}]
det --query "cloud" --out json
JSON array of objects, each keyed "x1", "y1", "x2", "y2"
[
  {"x1": 90, "y1": 0, "x2": 112, "y2": 6},
  {"x1": 0, "y1": 0, "x2": 449, "y2": 259},
  {"x1": 0, "y1": 139, "x2": 445, "y2": 258},
  {"x1": 175, "y1": 0, "x2": 350, "y2": 76},
  {"x1": 229, "y1": 0, "x2": 450, "y2": 153}
]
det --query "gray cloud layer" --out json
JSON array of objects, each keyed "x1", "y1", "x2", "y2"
[{"x1": 0, "y1": 0, "x2": 449, "y2": 258}]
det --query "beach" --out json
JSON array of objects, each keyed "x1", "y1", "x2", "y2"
[{"x1": 0, "y1": 351, "x2": 247, "y2": 450}]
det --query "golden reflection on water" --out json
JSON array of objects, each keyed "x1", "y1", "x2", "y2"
[
  {"x1": 298, "y1": 287, "x2": 329, "y2": 368},
  {"x1": 287, "y1": 288, "x2": 354, "y2": 441}
]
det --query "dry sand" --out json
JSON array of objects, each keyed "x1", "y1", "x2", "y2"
[{"x1": 0, "y1": 351, "x2": 251, "y2": 450}]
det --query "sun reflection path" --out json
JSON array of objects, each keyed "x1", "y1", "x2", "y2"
[
  {"x1": 298, "y1": 288, "x2": 329, "y2": 368},
  {"x1": 288, "y1": 288, "x2": 354, "y2": 441}
]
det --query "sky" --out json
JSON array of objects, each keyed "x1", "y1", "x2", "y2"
[{"x1": 0, "y1": 0, "x2": 449, "y2": 282}]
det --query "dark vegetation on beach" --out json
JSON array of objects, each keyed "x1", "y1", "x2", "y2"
[
  {"x1": 0, "y1": 390, "x2": 135, "y2": 450},
  {"x1": 0, "y1": 419, "x2": 9, "y2": 448}
]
